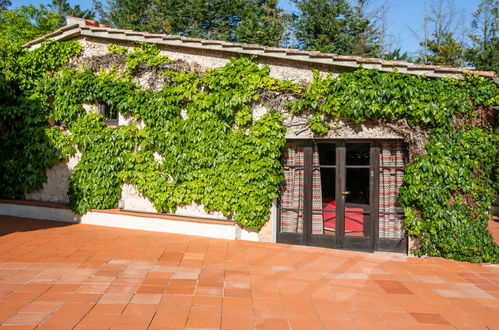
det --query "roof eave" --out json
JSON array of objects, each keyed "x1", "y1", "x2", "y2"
[{"x1": 23, "y1": 24, "x2": 497, "y2": 79}]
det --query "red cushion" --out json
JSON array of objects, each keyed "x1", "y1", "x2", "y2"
[{"x1": 323, "y1": 200, "x2": 364, "y2": 232}]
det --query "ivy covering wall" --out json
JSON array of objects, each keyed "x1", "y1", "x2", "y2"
[{"x1": 0, "y1": 40, "x2": 497, "y2": 262}]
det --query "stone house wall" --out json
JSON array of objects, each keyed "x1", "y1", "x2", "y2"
[{"x1": 24, "y1": 36, "x2": 403, "y2": 242}]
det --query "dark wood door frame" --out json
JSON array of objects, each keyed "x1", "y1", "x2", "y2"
[{"x1": 276, "y1": 139, "x2": 407, "y2": 253}]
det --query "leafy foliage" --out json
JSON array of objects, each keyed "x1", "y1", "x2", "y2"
[
  {"x1": 0, "y1": 5, "x2": 61, "y2": 46},
  {"x1": 100, "y1": 0, "x2": 288, "y2": 46},
  {"x1": 292, "y1": 69, "x2": 498, "y2": 132},
  {"x1": 466, "y1": 0, "x2": 498, "y2": 73},
  {"x1": 291, "y1": 0, "x2": 380, "y2": 56},
  {"x1": 42, "y1": 52, "x2": 286, "y2": 227},
  {"x1": 108, "y1": 41, "x2": 171, "y2": 78},
  {"x1": 48, "y1": 0, "x2": 95, "y2": 26},
  {"x1": 400, "y1": 129, "x2": 499, "y2": 263},
  {"x1": 421, "y1": 32, "x2": 465, "y2": 67},
  {"x1": 68, "y1": 113, "x2": 138, "y2": 213},
  {"x1": 0, "y1": 40, "x2": 82, "y2": 198}
]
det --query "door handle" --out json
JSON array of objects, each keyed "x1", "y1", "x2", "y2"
[{"x1": 342, "y1": 191, "x2": 350, "y2": 195}]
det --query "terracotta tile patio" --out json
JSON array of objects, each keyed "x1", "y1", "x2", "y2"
[{"x1": 0, "y1": 214, "x2": 498, "y2": 329}]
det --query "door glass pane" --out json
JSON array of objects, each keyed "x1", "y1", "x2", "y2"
[
  {"x1": 315, "y1": 168, "x2": 336, "y2": 236},
  {"x1": 345, "y1": 168, "x2": 370, "y2": 204},
  {"x1": 312, "y1": 144, "x2": 335, "y2": 236},
  {"x1": 344, "y1": 166, "x2": 370, "y2": 237},
  {"x1": 318, "y1": 143, "x2": 336, "y2": 165},
  {"x1": 344, "y1": 211, "x2": 370, "y2": 237},
  {"x1": 346, "y1": 143, "x2": 369, "y2": 165},
  {"x1": 280, "y1": 144, "x2": 304, "y2": 233}
]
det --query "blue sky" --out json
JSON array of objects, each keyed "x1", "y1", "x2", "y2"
[{"x1": 13, "y1": 0, "x2": 482, "y2": 57}]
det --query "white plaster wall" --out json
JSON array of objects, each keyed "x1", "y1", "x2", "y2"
[
  {"x1": 78, "y1": 37, "x2": 111, "y2": 58},
  {"x1": 236, "y1": 224, "x2": 259, "y2": 241},
  {"x1": 82, "y1": 212, "x2": 235, "y2": 239},
  {"x1": 118, "y1": 113, "x2": 145, "y2": 130},
  {"x1": 120, "y1": 183, "x2": 228, "y2": 220},
  {"x1": 0, "y1": 203, "x2": 81, "y2": 223},
  {"x1": 252, "y1": 105, "x2": 268, "y2": 122},
  {"x1": 120, "y1": 183, "x2": 157, "y2": 213},
  {"x1": 175, "y1": 202, "x2": 227, "y2": 220},
  {"x1": 83, "y1": 103, "x2": 96, "y2": 113},
  {"x1": 159, "y1": 47, "x2": 229, "y2": 72},
  {"x1": 25, "y1": 152, "x2": 81, "y2": 204},
  {"x1": 283, "y1": 115, "x2": 402, "y2": 140}
]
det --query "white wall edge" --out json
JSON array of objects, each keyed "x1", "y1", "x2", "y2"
[
  {"x1": 0, "y1": 203, "x2": 81, "y2": 223},
  {"x1": 271, "y1": 199, "x2": 278, "y2": 243},
  {"x1": 0, "y1": 202, "x2": 236, "y2": 240}
]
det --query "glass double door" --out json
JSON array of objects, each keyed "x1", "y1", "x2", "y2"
[{"x1": 278, "y1": 141, "x2": 378, "y2": 251}]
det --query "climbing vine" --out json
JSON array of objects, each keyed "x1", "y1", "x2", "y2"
[
  {"x1": 292, "y1": 69, "x2": 497, "y2": 131},
  {"x1": 0, "y1": 39, "x2": 497, "y2": 262},
  {"x1": 43, "y1": 48, "x2": 287, "y2": 228},
  {"x1": 0, "y1": 40, "x2": 81, "y2": 198},
  {"x1": 400, "y1": 129, "x2": 498, "y2": 263}
]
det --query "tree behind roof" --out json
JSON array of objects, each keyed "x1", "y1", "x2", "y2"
[
  {"x1": 98, "y1": 0, "x2": 289, "y2": 47},
  {"x1": 290, "y1": 0, "x2": 381, "y2": 56},
  {"x1": 466, "y1": 0, "x2": 498, "y2": 73}
]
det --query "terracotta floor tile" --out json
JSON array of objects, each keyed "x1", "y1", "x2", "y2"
[
  {"x1": 289, "y1": 317, "x2": 324, "y2": 330},
  {"x1": 355, "y1": 321, "x2": 392, "y2": 329},
  {"x1": 321, "y1": 319, "x2": 359, "y2": 330},
  {"x1": 141, "y1": 278, "x2": 168, "y2": 286},
  {"x1": 77, "y1": 284, "x2": 110, "y2": 294},
  {"x1": 77, "y1": 312, "x2": 120, "y2": 326},
  {"x1": 149, "y1": 316, "x2": 186, "y2": 329},
  {"x1": 45, "y1": 284, "x2": 81, "y2": 293},
  {"x1": 221, "y1": 316, "x2": 254, "y2": 330},
  {"x1": 113, "y1": 314, "x2": 154, "y2": 326},
  {"x1": 97, "y1": 293, "x2": 133, "y2": 304},
  {"x1": 255, "y1": 318, "x2": 290, "y2": 330},
  {"x1": 1, "y1": 216, "x2": 499, "y2": 330},
  {"x1": 192, "y1": 295, "x2": 222, "y2": 306},
  {"x1": 376, "y1": 280, "x2": 413, "y2": 295},
  {"x1": 224, "y1": 288, "x2": 252, "y2": 297},
  {"x1": 166, "y1": 285, "x2": 195, "y2": 295},
  {"x1": 136, "y1": 285, "x2": 166, "y2": 294},
  {"x1": 194, "y1": 286, "x2": 223, "y2": 296},
  {"x1": 129, "y1": 293, "x2": 162, "y2": 304},
  {"x1": 16, "y1": 284, "x2": 51, "y2": 294},
  {"x1": 380, "y1": 311, "x2": 418, "y2": 324},
  {"x1": 411, "y1": 312, "x2": 449, "y2": 325},
  {"x1": 88, "y1": 303, "x2": 126, "y2": 314},
  {"x1": 169, "y1": 279, "x2": 197, "y2": 286},
  {"x1": 3, "y1": 312, "x2": 49, "y2": 325},
  {"x1": 122, "y1": 304, "x2": 157, "y2": 316},
  {"x1": 146, "y1": 272, "x2": 173, "y2": 280},
  {"x1": 0, "y1": 326, "x2": 38, "y2": 330},
  {"x1": 160, "y1": 295, "x2": 192, "y2": 306},
  {"x1": 347, "y1": 309, "x2": 384, "y2": 323},
  {"x1": 106, "y1": 284, "x2": 139, "y2": 293},
  {"x1": 185, "y1": 317, "x2": 221, "y2": 328}
]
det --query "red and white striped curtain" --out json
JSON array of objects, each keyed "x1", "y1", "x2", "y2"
[
  {"x1": 281, "y1": 144, "x2": 304, "y2": 233},
  {"x1": 379, "y1": 142, "x2": 405, "y2": 239},
  {"x1": 281, "y1": 144, "x2": 323, "y2": 234},
  {"x1": 312, "y1": 144, "x2": 323, "y2": 234}
]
